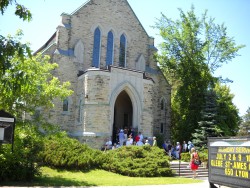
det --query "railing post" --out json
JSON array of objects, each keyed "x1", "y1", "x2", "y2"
[{"x1": 179, "y1": 158, "x2": 180, "y2": 176}]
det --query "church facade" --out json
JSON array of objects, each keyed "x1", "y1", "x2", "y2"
[{"x1": 37, "y1": 0, "x2": 171, "y2": 149}]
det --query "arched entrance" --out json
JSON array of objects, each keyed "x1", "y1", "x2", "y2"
[{"x1": 112, "y1": 90, "x2": 133, "y2": 143}]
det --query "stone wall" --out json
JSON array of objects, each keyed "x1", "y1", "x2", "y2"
[{"x1": 38, "y1": 0, "x2": 171, "y2": 149}]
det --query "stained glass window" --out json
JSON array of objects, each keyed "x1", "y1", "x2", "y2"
[
  {"x1": 92, "y1": 27, "x2": 101, "y2": 68},
  {"x1": 106, "y1": 31, "x2": 114, "y2": 67},
  {"x1": 119, "y1": 34, "x2": 126, "y2": 67}
]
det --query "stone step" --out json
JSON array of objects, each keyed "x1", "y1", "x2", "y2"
[{"x1": 170, "y1": 161, "x2": 208, "y2": 178}]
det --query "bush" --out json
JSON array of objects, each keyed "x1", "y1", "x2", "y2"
[
  {"x1": 180, "y1": 149, "x2": 208, "y2": 163},
  {"x1": 100, "y1": 146, "x2": 173, "y2": 177},
  {"x1": 180, "y1": 152, "x2": 190, "y2": 162},
  {"x1": 198, "y1": 149, "x2": 208, "y2": 162},
  {"x1": 0, "y1": 122, "x2": 43, "y2": 181},
  {"x1": 39, "y1": 132, "x2": 102, "y2": 170}
]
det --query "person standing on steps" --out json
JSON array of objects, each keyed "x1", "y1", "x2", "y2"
[{"x1": 190, "y1": 147, "x2": 199, "y2": 178}]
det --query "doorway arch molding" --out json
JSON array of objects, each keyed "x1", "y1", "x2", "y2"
[{"x1": 109, "y1": 81, "x2": 142, "y2": 135}]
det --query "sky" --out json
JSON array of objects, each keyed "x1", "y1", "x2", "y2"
[{"x1": 0, "y1": 0, "x2": 249, "y2": 116}]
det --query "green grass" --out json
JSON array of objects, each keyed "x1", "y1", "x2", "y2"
[{"x1": 0, "y1": 166, "x2": 202, "y2": 186}]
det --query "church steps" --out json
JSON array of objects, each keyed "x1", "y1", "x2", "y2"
[{"x1": 170, "y1": 161, "x2": 208, "y2": 178}]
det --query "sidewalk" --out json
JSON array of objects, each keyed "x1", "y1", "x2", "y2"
[
  {"x1": 88, "y1": 181, "x2": 209, "y2": 188},
  {"x1": 0, "y1": 183, "x2": 208, "y2": 188},
  {"x1": 1, "y1": 179, "x2": 231, "y2": 188}
]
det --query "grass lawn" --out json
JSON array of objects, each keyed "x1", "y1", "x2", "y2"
[{"x1": 0, "y1": 166, "x2": 202, "y2": 186}]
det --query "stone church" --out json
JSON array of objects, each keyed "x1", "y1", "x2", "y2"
[{"x1": 36, "y1": 0, "x2": 171, "y2": 149}]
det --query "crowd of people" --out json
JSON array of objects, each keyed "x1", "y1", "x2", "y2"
[
  {"x1": 162, "y1": 140, "x2": 195, "y2": 159},
  {"x1": 103, "y1": 133, "x2": 200, "y2": 179},
  {"x1": 101, "y1": 128, "x2": 158, "y2": 151},
  {"x1": 162, "y1": 140, "x2": 200, "y2": 178}
]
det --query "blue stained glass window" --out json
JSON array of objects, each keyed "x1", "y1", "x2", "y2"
[
  {"x1": 92, "y1": 27, "x2": 101, "y2": 68},
  {"x1": 106, "y1": 31, "x2": 114, "y2": 67},
  {"x1": 119, "y1": 34, "x2": 126, "y2": 67}
]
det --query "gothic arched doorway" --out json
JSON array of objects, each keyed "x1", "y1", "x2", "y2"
[{"x1": 112, "y1": 90, "x2": 133, "y2": 143}]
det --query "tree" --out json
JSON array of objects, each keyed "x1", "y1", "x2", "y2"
[
  {"x1": 1, "y1": 1, "x2": 73, "y2": 117},
  {"x1": 0, "y1": 0, "x2": 32, "y2": 79},
  {"x1": 192, "y1": 82, "x2": 240, "y2": 148},
  {"x1": 155, "y1": 6, "x2": 244, "y2": 142},
  {"x1": 0, "y1": 32, "x2": 73, "y2": 116},
  {"x1": 0, "y1": 0, "x2": 32, "y2": 21},
  {"x1": 214, "y1": 82, "x2": 240, "y2": 136},
  {"x1": 192, "y1": 89, "x2": 222, "y2": 149},
  {"x1": 238, "y1": 107, "x2": 250, "y2": 136}
]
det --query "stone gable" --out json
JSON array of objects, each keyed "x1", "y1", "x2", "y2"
[{"x1": 37, "y1": 0, "x2": 171, "y2": 149}]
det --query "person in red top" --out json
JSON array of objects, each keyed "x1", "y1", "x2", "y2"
[
  {"x1": 190, "y1": 147, "x2": 199, "y2": 178},
  {"x1": 135, "y1": 134, "x2": 140, "y2": 142}
]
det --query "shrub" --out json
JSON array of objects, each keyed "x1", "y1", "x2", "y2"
[
  {"x1": 39, "y1": 132, "x2": 102, "y2": 170},
  {"x1": 180, "y1": 149, "x2": 208, "y2": 163},
  {"x1": 0, "y1": 122, "x2": 43, "y2": 181},
  {"x1": 198, "y1": 149, "x2": 208, "y2": 162},
  {"x1": 180, "y1": 152, "x2": 190, "y2": 162},
  {"x1": 100, "y1": 145, "x2": 173, "y2": 177}
]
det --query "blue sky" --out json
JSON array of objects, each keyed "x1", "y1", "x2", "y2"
[{"x1": 0, "y1": 0, "x2": 249, "y2": 116}]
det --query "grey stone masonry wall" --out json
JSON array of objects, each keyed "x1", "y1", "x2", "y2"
[{"x1": 37, "y1": 0, "x2": 171, "y2": 149}]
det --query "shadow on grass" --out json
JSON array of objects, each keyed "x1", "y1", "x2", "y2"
[{"x1": 0, "y1": 175, "x2": 97, "y2": 187}]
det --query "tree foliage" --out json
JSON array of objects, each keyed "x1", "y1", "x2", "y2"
[
  {"x1": 238, "y1": 107, "x2": 250, "y2": 136},
  {"x1": 214, "y1": 82, "x2": 240, "y2": 135},
  {"x1": 192, "y1": 89, "x2": 221, "y2": 149},
  {"x1": 1, "y1": 0, "x2": 32, "y2": 77},
  {"x1": 0, "y1": 122, "x2": 43, "y2": 181},
  {"x1": 155, "y1": 6, "x2": 243, "y2": 142},
  {"x1": 0, "y1": 30, "x2": 31, "y2": 80},
  {"x1": 0, "y1": 0, "x2": 32, "y2": 21},
  {"x1": 0, "y1": 32, "x2": 73, "y2": 116},
  {"x1": 0, "y1": 3, "x2": 73, "y2": 117}
]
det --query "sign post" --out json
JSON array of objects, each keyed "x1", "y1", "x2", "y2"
[
  {"x1": 208, "y1": 137, "x2": 250, "y2": 188},
  {"x1": 0, "y1": 110, "x2": 16, "y2": 152}
]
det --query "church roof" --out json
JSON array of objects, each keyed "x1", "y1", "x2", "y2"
[{"x1": 69, "y1": 0, "x2": 150, "y2": 38}]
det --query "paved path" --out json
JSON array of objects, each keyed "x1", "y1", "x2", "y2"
[
  {"x1": 1, "y1": 180, "x2": 231, "y2": 188},
  {"x1": 1, "y1": 178, "x2": 231, "y2": 188},
  {"x1": 85, "y1": 181, "x2": 229, "y2": 188}
]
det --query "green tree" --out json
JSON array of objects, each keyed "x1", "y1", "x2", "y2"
[
  {"x1": 155, "y1": 6, "x2": 244, "y2": 142},
  {"x1": 0, "y1": 32, "x2": 73, "y2": 116},
  {"x1": 0, "y1": 0, "x2": 32, "y2": 78},
  {"x1": 192, "y1": 82, "x2": 240, "y2": 149},
  {"x1": 0, "y1": 2, "x2": 73, "y2": 117},
  {"x1": 238, "y1": 108, "x2": 250, "y2": 136},
  {"x1": 192, "y1": 88, "x2": 221, "y2": 149},
  {"x1": 0, "y1": 0, "x2": 32, "y2": 21},
  {"x1": 214, "y1": 82, "x2": 240, "y2": 136}
]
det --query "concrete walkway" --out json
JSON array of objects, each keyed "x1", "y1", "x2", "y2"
[{"x1": 1, "y1": 180, "x2": 231, "y2": 188}]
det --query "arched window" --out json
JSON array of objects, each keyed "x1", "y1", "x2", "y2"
[
  {"x1": 106, "y1": 31, "x2": 114, "y2": 67},
  {"x1": 119, "y1": 34, "x2": 126, "y2": 67},
  {"x1": 63, "y1": 99, "x2": 68, "y2": 111},
  {"x1": 92, "y1": 27, "x2": 101, "y2": 68}
]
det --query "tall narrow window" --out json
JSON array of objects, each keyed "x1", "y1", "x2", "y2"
[
  {"x1": 106, "y1": 31, "x2": 114, "y2": 67},
  {"x1": 92, "y1": 27, "x2": 101, "y2": 68},
  {"x1": 161, "y1": 123, "x2": 164, "y2": 133},
  {"x1": 161, "y1": 99, "x2": 165, "y2": 110},
  {"x1": 119, "y1": 34, "x2": 126, "y2": 67},
  {"x1": 63, "y1": 99, "x2": 68, "y2": 111},
  {"x1": 78, "y1": 99, "x2": 83, "y2": 123}
]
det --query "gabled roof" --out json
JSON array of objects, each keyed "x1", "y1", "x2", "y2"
[{"x1": 69, "y1": 0, "x2": 151, "y2": 38}]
